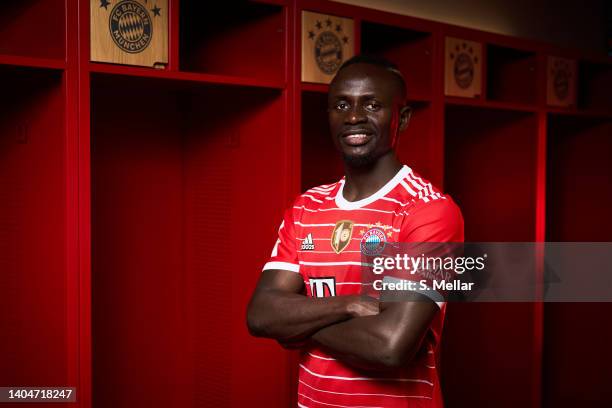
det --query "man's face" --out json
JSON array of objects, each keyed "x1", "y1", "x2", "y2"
[{"x1": 328, "y1": 63, "x2": 409, "y2": 167}]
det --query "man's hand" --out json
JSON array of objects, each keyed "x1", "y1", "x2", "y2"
[{"x1": 345, "y1": 295, "x2": 380, "y2": 318}]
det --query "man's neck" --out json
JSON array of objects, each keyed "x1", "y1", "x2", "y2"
[{"x1": 342, "y1": 153, "x2": 403, "y2": 202}]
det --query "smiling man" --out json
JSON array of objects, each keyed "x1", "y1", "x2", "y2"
[{"x1": 247, "y1": 55, "x2": 464, "y2": 407}]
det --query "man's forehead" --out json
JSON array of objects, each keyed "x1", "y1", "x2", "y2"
[{"x1": 330, "y1": 63, "x2": 399, "y2": 96}]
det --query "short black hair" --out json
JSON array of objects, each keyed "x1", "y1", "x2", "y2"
[{"x1": 335, "y1": 54, "x2": 407, "y2": 98}]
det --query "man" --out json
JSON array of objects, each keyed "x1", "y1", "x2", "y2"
[{"x1": 247, "y1": 55, "x2": 463, "y2": 407}]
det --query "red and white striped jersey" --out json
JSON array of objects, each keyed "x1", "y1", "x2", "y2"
[{"x1": 263, "y1": 165, "x2": 464, "y2": 408}]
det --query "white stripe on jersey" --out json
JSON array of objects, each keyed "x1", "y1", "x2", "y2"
[
  {"x1": 295, "y1": 221, "x2": 400, "y2": 232},
  {"x1": 407, "y1": 173, "x2": 445, "y2": 202},
  {"x1": 263, "y1": 261, "x2": 300, "y2": 273},
  {"x1": 303, "y1": 194, "x2": 324, "y2": 203},
  {"x1": 295, "y1": 222, "x2": 338, "y2": 227},
  {"x1": 405, "y1": 173, "x2": 425, "y2": 193},
  {"x1": 409, "y1": 172, "x2": 434, "y2": 196},
  {"x1": 407, "y1": 173, "x2": 439, "y2": 202},
  {"x1": 379, "y1": 196, "x2": 414, "y2": 206},
  {"x1": 399, "y1": 180, "x2": 418, "y2": 197},
  {"x1": 317, "y1": 182, "x2": 338, "y2": 189},
  {"x1": 299, "y1": 261, "x2": 371, "y2": 267},
  {"x1": 294, "y1": 205, "x2": 409, "y2": 215},
  {"x1": 271, "y1": 238, "x2": 281, "y2": 257},
  {"x1": 298, "y1": 393, "x2": 381, "y2": 408},
  {"x1": 404, "y1": 174, "x2": 430, "y2": 202},
  {"x1": 310, "y1": 184, "x2": 337, "y2": 192},
  {"x1": 305, "y1": 189, "x2": 334, "y2": 197},
  {"x1": 297, "y1": 237, "x2": 362, "y2": 241},
  {"x1": 299, "y1": 380, "x2": 432, "y2": 399},
  {"x1": 308, "y1": 353, "x2": 337, "y2": 361},
  {"x1": 299, "y1": 364, "x2": 434, "y2": 385}
]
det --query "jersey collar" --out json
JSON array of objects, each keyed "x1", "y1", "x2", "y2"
[{"x1": 335, "y1": 165, "x2": 410, "y2": 210}]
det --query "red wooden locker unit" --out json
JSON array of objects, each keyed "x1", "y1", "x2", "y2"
[{"x1": 0, "y1": 1, "x2": 610, "y2": 407}]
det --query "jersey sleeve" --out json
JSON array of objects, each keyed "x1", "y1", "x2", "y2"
[
  {"x1": 399, "y1": 197, "x2": 464, "y2": 243},
  {"x1": 262, "y1": 206, "x2": 300, "y2": 273},
  {"x1": 382, "y1": 197, "x2": 464, "y2": 308}
]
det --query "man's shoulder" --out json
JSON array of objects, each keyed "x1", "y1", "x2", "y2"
[
  {"x1": 293, "y1": 180, "x2": 342, "y2": 207},
  {"x1": 396, "y1": 168, "x2": 464, "y2": 241},
  {"x1": 392, "y1": 167, "x2": 463, "y2": 230},
  {"x1": 394, "y1": 167, "x2": 455, "y2": 209}
]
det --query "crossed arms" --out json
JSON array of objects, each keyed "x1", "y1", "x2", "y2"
[
  {"x1": 246, "y1": 268, "x2": 439, "y2": 371},
  {"x1": 247, "y1": 198, "x2": 463, "y2": 370}
]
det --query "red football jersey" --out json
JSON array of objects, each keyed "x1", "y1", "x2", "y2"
[{"x1": 263, "y1": 165, "x2": 464, "y2": 407}]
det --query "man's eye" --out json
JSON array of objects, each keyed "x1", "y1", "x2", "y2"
[
  {"x1": 365, "y1": 102, "x2": 380, "y2": 111},
  {"x1": 335, "y1": 102, "x2": 349, "y2": 110}
]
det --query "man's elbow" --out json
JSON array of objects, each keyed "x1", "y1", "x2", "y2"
[
  {"x1": 377, "y1": 339, "x2": 418, "y2": 369},
  {"x1": 246, "y1": 303, "x2": 267, "y2": 337}
]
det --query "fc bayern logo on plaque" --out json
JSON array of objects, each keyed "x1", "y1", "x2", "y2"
[
  {"x1": 547, "y1": 56, "x2": 576, "y2": 107},
  {"x1": 445, "y1": 37, "x2": 482, "y2": 98},
  {"x1": 315, "y1": 31, "x2": 343, "y2": 75},
  {"x1": 91, "y1": 0, "x2": 168, "y2": 68},
  {"x1": 453, "y1": 50, "x2": 475, "y2": 89},
  {"x1": 109, "y1": 1, "x2": 152, "y2": 54},
  {"x1": 302, "y1": 11, "x2": 354, "y2": 84}
]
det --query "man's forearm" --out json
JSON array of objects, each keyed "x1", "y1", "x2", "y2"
[
  {"x1": 311, "y1": 315, "x2": 396, "y2": 370},
  {"x1": 312, "y1": 301, "x2": 436, "y2": 370},
  {"x1": 247, "y1": 289, "x2": 353, "y2": 342}
]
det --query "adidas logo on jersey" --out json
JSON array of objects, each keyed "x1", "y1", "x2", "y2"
[{"x1": 301, "y1": 233, "x2": 315, "y2": 250}]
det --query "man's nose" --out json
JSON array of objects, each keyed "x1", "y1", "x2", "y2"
[{"x1": 346, "y1": 105, "x2": 367, "y2": 124}]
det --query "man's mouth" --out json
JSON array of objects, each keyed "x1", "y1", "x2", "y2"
[{"x1": 341, "y1": 131, "x2": 373, "y2": 146}]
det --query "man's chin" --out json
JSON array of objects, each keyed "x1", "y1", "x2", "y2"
[{"x1": 342, "y1": 152, "x2": 376, "y2": 168}]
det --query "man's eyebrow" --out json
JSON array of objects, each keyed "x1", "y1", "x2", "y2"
[{"x1": 330, "y1": 93, "x2": 378, "y2": 100}]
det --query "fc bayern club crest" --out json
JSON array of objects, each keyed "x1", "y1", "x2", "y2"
[
  {"x1": 307, "y1": 16, "x2": 349, "y2": 75},
  {"x1": 546, "y1": 56, "x2": 576, "y2": 107},
  {"x1": 552, "y1": 59, "x2": 572, "y2": 101},
  {"x1": 450, "y1": 42, "x2": 479, "y2": 89},
  {"x1": 91, "y1": 0, "x2": 167, "y2": 67},
  {"x1": 109, "y1": 0, "x2": 154, "y2": 54},
  {"x1": 360, "y1": 228, "x2": 387, "y2": 256}
]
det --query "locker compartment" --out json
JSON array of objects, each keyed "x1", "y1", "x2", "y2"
[
  {"x1": 90, "y1": 74, "x2": 290, "y2": 407},
  {"x1": 0, "y1": 66, "x2": 68, "y2": 387}
]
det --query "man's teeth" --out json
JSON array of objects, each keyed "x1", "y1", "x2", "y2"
[{"x1": 345, "y1": 133, "x2": 369, "y2": 144}]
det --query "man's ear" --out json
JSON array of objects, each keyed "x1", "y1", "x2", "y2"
[{"x1": 399, "y1": 105, "x2": 412, "y2": 132}]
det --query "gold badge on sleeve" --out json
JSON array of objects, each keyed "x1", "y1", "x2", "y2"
[
  {"x1": 331, "y1": 220, "x2": 354, "y2": 254},
  {"x1": 91, "y1": 0, "x2": 168, "y2": 68}
]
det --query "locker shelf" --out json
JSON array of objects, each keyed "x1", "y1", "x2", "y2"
[
  {"x1": 0, "y1": 0, "x2": 65, "y2": 60},
  {"x1": 179, "y1": 1, "x2": 286, "y2": 82},
  {"x1": 486, "y1": 44, "x2": 537, "y2": 105},
  {"x1": 361, "y1": 21, "x2": 433, "y2": 100}
]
